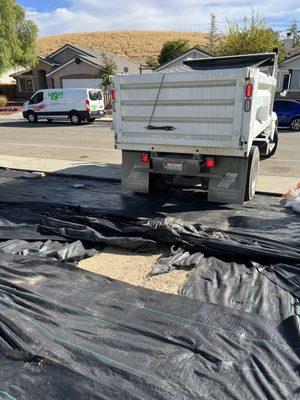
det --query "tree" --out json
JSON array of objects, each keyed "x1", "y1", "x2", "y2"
[
  {"x1": 158, "y1": 39, "x2": 191, "y2": 65},
  {"x1": 96, "y1": 53, "x2": 117, "y2": 91},
  {"x1": 215, "y1": 13, "x2": 285, "y2": 62},
  {"x1": 0, "y1": 0, "x2": 38, "y2": 74},
  {"x1": 208, "y1": 13, "x2": 217, "y2": 53},
  {"x1": 288, "y1": 18, "x2": 300, "y2": 49},
  {"x1": 145, "y1": 56, "x2": 159, "y2": 69}
]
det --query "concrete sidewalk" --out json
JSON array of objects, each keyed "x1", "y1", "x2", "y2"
[
  {"x1": 0, "y1": 155, "x2": 121, "y2": 181},
  {"x1": 0, "y1": 154, "x2": 297, "y2": 195},
  {"x1": 0, "y1": 111, "x2": 23, "y2": 120}
]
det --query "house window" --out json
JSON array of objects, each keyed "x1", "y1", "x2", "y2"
[{"x1": 20, "y1": 78, "x2": 33, "y2": 92}]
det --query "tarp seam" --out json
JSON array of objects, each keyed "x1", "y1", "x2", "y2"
[{"x1": 0, "y1": 297, "x2": 216, "y2": 400}]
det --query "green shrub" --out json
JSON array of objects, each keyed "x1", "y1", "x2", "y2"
[{"x1": 0, "y1": 96, "x2": 8, "y2": 107}]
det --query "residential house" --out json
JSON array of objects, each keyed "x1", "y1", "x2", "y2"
[
  {"x1": 154, "y1": 47, "x2": 213, "y2": 72},
  {"x1": 277, "y1": 51, "x2": 300, "y2": 98},
  {"x1": 11, "y1": 44, "x2": 141, "y2": 99}
]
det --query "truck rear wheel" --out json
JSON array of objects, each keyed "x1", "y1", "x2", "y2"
[
  {"x1": 245, "y1": 146, "x2": 260, "y2": 201},
  {"x1": 149, "y1": 174, "x2": 168, "y2": 192}
]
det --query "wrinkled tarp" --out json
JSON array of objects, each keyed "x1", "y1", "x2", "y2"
[
  {"x1": 174, "y1": 253, "x2": 299, "y2": 321},
  {"x1": 0, "y1": 255, "x2": 299, "y2": 400},
  {"x1": 0, "y1": 203, "x2": 299, "y2": 263},
  {"x1": 0, "y1": 239, "x2": 98, "y2": 262},
  {"x1": 151, "y1": 249, "x2": 300, "y2": 320},
  {"x1": 0, "y1": 170, "x2": 298, "y2": 317},
  {"x1": 0, "y1": 168, "x2": 298, "y2": 251}
]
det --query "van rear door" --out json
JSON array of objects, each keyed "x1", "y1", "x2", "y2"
[{"x1": 88, "y1": 90, "x2": 104, "y2": 115}]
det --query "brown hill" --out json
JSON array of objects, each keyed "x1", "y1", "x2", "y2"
[{"x1": 37, "y1": 30, "x2": 208, "y2": 64}]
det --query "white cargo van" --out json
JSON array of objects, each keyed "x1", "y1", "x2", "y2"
[
  {"x1": 23, "y1": 88, "x2": 104, "y2": 125},
  {"x1": 112, "y1": 53, "x2": 279, "y2": 204}
]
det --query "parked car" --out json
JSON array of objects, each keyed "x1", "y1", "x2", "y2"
[
  {"x1": 23, "y1": 88, "x2": 105, "y2": 125},
  {"x1": 273, "y1": 99, "x2": 300, "y2": 131}
]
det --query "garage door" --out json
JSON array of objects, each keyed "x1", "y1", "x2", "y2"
[{"x1": 62, "y1": 78, "x2": 102, "y2": 89}]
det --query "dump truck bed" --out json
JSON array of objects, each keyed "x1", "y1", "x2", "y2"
[{"x1": 112, "y1": 66, "x2": 276, "y2": 157}]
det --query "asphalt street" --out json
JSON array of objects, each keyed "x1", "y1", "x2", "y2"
[{"x1": 0, "y1": 118, "x2": 298, "y2": 179}]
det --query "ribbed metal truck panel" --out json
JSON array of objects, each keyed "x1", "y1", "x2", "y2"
[{"x1": 112, "y1": 68, "x2": 276, "y2": 157}]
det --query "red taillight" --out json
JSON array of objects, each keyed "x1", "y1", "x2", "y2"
[
  {"x1": 245, "y1": 83, "x2": 253, "y2": 98},
  {"x1": 205, "y1": 157, "x2": 215, "y2": 168},
  {"x1": 111, "y1": 89, "x2": 116, "y2": 101},
  {"x1": 141, "y1": 153, "x2": 149, "y2": 163},
  {"x1": 86, "y1": 99, "x2": 90, "y2": 111}
]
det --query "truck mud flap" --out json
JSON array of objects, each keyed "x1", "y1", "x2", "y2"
[
  {"x1": 208, "y1": 156, "x2": 248, "y2": 203},
  {"x1": 121, "y1": 150, "x2": 149, "y2": 193}
]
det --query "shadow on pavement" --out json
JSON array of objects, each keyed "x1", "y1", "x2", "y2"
[
  {"x1": 0, "y1": 120, "x2": 111, "y2": 128},
  {"x1": 56, "y1": 163, "x2": 121, "y2": 181}
]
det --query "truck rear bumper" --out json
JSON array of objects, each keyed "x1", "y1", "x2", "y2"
[{"x1": 121, "y1": 150, "x2": 250, "y2": 204}]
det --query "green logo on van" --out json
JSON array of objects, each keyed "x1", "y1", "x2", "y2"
[
  {"x1": 91, "y1": 104, "x2": 99, "y2": 111},
  {"x1": 48, "y1": 91, "x2": 63, "y2": 101}
]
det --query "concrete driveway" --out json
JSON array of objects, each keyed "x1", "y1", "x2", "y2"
[{"x1": 0, "y1": 118, "x2": 298, "y2": 193}]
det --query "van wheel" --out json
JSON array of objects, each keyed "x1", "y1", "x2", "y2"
[
  {"x1": 69, "y1": 112, "x2": 81, "y2": 125},
  {"x1": 290, "y1": 118, "x2": 300, "y2": 131},
  {"x1": 28, "y1": 112, "x2": 37, "y2": 123},
  {"x1": 264, "y1": 127, "x2": 278, "y2": 159},
  {"x1": 47, "y1": 119, "x2": 53, "y2": 123},
  {"x1": 87, "y1": 118, "x2": 95, "y2": 123},
  {"x1": 245, "y1": 146, "x2": 260, "y2": 201}
]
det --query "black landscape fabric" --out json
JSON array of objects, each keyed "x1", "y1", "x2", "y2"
[
  {"x1": 0, "y1": 169, "x2": 299, "y2": 398},
  {"x1": 0, "y1": 255, "x2": 299, "y2": 400}
]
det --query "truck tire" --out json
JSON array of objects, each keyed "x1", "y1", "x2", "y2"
[
  {"x1": 245, "y1": 146, "x2": 259, "y2": 201},
  {"x1": 69, "y1": 112, "x2": 81, "y2": 125},
  {"x1": 28, "y1": 112, "x2": 37, "y2": 123},
  {"x1": 149, "y1": 174, "x2": 168, "y2": 192},
  {"x1": 264, "y1": 127, "x2": 278, "y2": 159},
  {"x1": 87, "y1": 118, "x2": 95, "y2": 123}
]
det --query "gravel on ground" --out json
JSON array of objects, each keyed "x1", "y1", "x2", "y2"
[{"x1": 79, "y1": 246, "x2": 188, "y2": 294}]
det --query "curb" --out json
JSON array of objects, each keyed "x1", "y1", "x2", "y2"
[
  {"x1": 0, "y1": 166, "x2": 121, "y2": 183},
  {"x1": 1, "y1": 166, "x2": 285, "y2": 197}
]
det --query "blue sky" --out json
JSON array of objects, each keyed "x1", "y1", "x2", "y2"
[
  {"x1": 19, "y1": 0, "x2": 300, "y2": 37},
  {"x1": 19, "y1": 0, "x2": 70, "y2": 12}
]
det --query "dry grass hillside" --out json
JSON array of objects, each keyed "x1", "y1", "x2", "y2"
[{"x1": 37, "y1": 31, "x2": 209, "y2": 64}]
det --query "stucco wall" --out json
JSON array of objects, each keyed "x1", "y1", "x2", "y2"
[
  {"x1": 32, "y1": 61, "x2": 52, "y2": 90},
  {"x1": 51, "y1": 47, "x2": 84, "y2": 64},
  {"x1": 50, "y1": 60, "x2": 98, "y2": 88}
]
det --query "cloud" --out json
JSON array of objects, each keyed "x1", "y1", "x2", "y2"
[{"x1": 25, "y1": 0, "x2": 300, "y2": 36}]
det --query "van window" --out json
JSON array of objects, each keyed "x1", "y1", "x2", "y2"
[
  {"x1": 29, "y1": 92, "x2": 44, "y2": 105},
  {"x1": 89, "y1": 90, "x2": 102, "y2": 100}
]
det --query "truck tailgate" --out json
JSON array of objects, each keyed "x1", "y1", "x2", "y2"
[{"x1": 113, "y1": 70, "x2": 246, "y2": 154}]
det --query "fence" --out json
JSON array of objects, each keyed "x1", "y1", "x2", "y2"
[
  {"x1": 103, "y1": 92, "x2": 111, "y2": 107},
  {"x1": 0, "y1": 84, "x2": 17, "y2": 100}
]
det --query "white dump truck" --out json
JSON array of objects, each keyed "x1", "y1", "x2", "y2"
[{"x1": 112, "y1": 53, "x2": 278, "y2": 203}]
